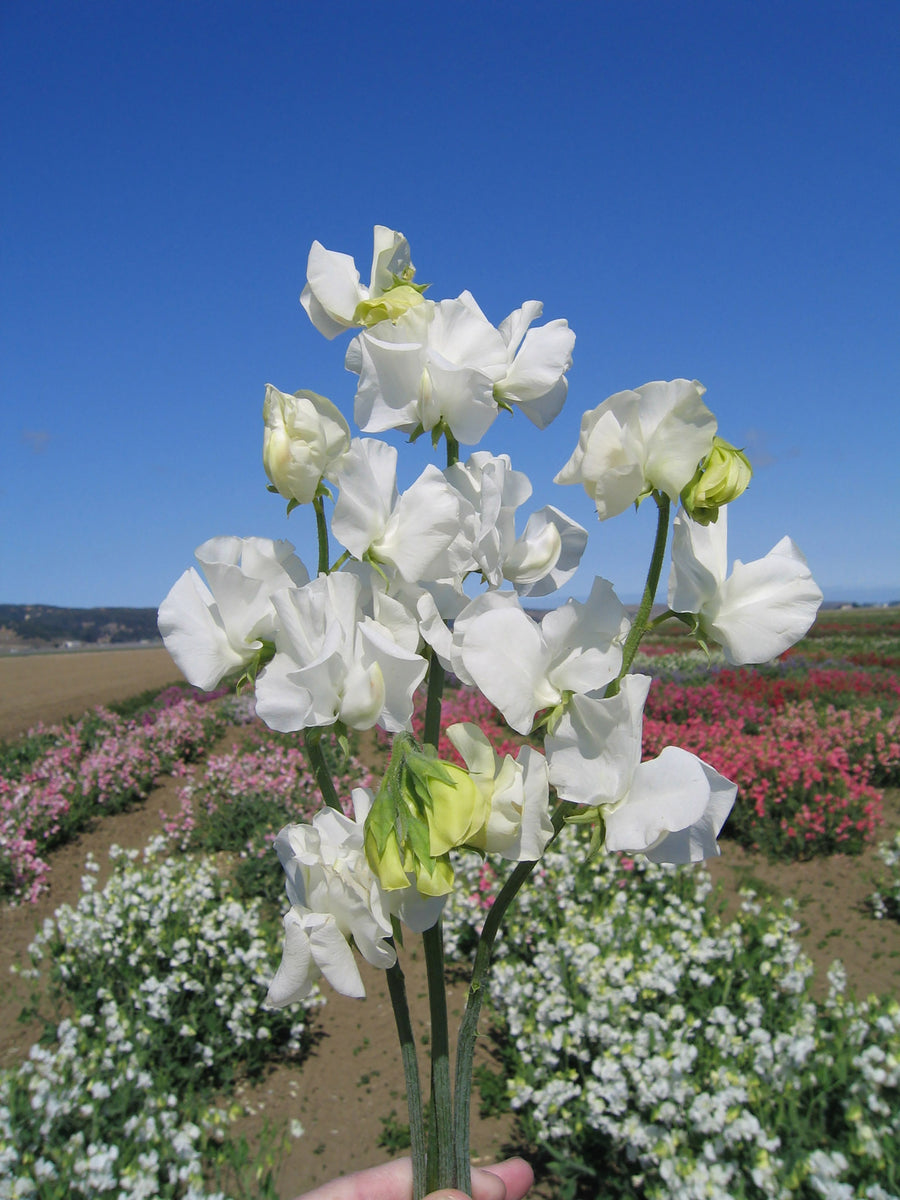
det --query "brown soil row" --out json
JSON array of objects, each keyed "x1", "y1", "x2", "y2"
[{"x1": 0, "y1": 646, "x2": 179, "y2": 741}]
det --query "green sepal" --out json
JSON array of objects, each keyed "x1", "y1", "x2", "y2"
[
  {"x1": 233, "y1": 639, "x2": 276, "y2": 693},
  {"x1": 286, "y1": 497, "x2": 301, "y2": 516}
]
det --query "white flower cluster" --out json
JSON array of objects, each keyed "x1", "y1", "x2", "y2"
[
  {"x1": 869, "y1": 830, "x2": 900, "y2": 922},
  {"x1": 445, "y1": 829, "x2": 900, "y2": 1198},
  {"x1": 0, "y1": 840, "x2": 315, "y2": 1197},
  {"x1": 158, "y1": 224, "x2": 823, "y2": 1002}
]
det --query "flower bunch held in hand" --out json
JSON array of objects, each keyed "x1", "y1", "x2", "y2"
[{"x1": 158, "y1": 224, "x2": 823, "y2": 1199}]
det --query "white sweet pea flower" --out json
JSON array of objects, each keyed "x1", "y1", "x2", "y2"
[
  {"x1": 494, "y1": 301, "x2": 575, "y2": 429},
  {"x1": 254, "y1": 571, "x2": 427, "y2": 733},
  {"x1": 331, "y1": 438, "x2": 471, "y2": 583},
  {"x1": 447, "y1": 724, "x2": 553, "y2": 862},
  {"x1": 158, "y1": 536, "x2": 309, "y2": 691},
  {"x1": 555, "y1": 379, "x2": 717, "y2": 519},
  {"x1": 347, "y1": 292, "x2": 508, "y2": 444},
  {"x1": 268, "y1": 789, "x2": 441, "y2": 1004},
  {"x1": 443, "y1": 453, "x2": 586, "y2": 596},
  {"x1": 268, "y1": 812, "x2": 381, "y2": 1002},
  {"x1": 444, "y1": 452, "x2": 533, "y2": 587},
  {"x1": 503, "y1": 505, "x2": 588, "y2": 598},
  {"x1": 452, "y1": 578, "x2": 629, "y2": 734},
  {"x1": 545, "y1": 674, "x2": 737, "y2": 864},
  {"x1": 262, "y1": 385, "x2": 351, "y2": 505},
  {"x1": 300, "y1": 225, "x2": 423, "y2": 339},
  {"x1": 667, "y1": 507, "x2": 823, "y2": 664}
]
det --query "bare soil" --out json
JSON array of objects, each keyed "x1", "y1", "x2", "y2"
[
  {"x1": 1, "y1": 650, "x2": 899, "y2": 1199},
  {"x1": 0, "y1": 646, "x2": 177, "y2": 741}
]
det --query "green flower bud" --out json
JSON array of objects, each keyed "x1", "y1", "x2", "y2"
[
  {"x1": 353, "y1": 284, "x2": 427, "y2": 328},
  {"x1": 364, "y1": 823, "x2": 411, "y2": 892},
  {"x1": 680, "y1": 437, "x2": 752, "y2": 524},
  {"x1": 426, "y1": 764, "x2": 489, "y2": 857},
  {"x1": 364, "y1": 733, "x2": 477, "y2": 897}
]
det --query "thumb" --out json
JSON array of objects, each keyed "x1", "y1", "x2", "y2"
[{"x1": 424, "y1": 1166, "x2": 508, "y2": 1200}]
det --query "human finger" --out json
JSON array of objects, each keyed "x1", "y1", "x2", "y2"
[
  {"x1": 294, "y1": 1156, "x2": 413, "y2": 1200},
  {"x1": 474, "y1": 1156, "x2": 534, "y2": 1200}
]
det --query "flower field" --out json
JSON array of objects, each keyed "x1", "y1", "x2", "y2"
[{"x1": 1, "y1": 607, "x2": 899, "y2": 1198}]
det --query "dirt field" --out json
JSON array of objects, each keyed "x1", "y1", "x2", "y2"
[
  {"x1": 1, "y1": 650, "x2": 899, "y2": 1198},
  {"x1": 0, "y1": 646, "x2": 179, "y2": 741}
]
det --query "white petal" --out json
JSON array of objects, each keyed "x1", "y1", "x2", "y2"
[
  {"x1": 332, "y1": 439, "x2": 398, "y2": 559},
  {"x1": 301, "y1": 241, "x2": 364, "y2": 337},
  {"x1": 668, "y1": 509, "x2": 727, "y2": 614},
  {"x1": 543, "y1": 577, "x2": 628, "y2": 695},
  {"x1": 369, "y1": 226, "x2": 412, "y2": 293},
  {"x1": 306, "y1": 913, "x2": 367, "y2": 998},
  {"x1": 374, "y1": 465, "x2": 462, "y2": 581},
  {"x1": 546, "y1": 675, "x2": 650, "y2": 807},
  {"x1": 266, "y1": 909, "x2": 317, "y2": 1007},
  {"x1": 604, "y1": 747, "x2": 736, "y2": 864},
  {"x1": 497, "y1": 319, "x2": 575, "y2": 407},
  {"x1": 457, "y1": 604, "x2": 556, "y2": 734},
  {"x1": 638, "y1": 379, "x2": 717, "y2": 501},
  {"x1": 708, "y1": 537, "x2": 823, "y2": 664},
  {"x1": 158, "y1": 569, "x2": 248, "y2": 690}
]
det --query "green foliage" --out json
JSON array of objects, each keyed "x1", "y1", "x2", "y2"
[{"x1": 377, "y1": 1109, "x2": 412, "y2": 1153}]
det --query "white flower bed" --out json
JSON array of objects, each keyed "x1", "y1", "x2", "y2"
[
  {"x1": 869, "y1": 830, "x2": 900, "y2": 922},
  {"x1": 447, "y1": 831, "x2": 900, "y2": 1198},
  {"x1": 0, "y1": 839, "x2": 317, "y2": 1198}
]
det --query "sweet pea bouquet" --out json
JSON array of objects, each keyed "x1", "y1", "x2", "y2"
[{"x1": 158, "y1": 225, "x2": 823, "y2": 1197}]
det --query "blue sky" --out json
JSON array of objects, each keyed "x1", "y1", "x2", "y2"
[{"x1": 2, "y1": 0, "x2": 897, "y2": 608}]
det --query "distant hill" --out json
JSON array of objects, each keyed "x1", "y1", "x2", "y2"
[{"x1": 0, "y1": 605, "x2": 161, "y2": 650}]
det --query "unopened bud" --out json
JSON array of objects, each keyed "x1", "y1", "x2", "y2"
[{"x1": 681, "y1": 437, "x2": 752, "y2": 524}]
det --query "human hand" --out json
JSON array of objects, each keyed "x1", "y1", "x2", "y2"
[{"x1": 294, "y1": 1155, "x2": 534, "y2": 1200}]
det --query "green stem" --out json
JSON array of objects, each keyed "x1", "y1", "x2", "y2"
[
  {"x1": 420, "y1": 650, "x2": 454, "y2": 1187},
  {"x1": 453, "y1": 801, "x2": 573, "y2": 1192},
  {"x1": 303, "y1": 731, "x2": 342, "y2": 811},
  {"x1": 423, "y1": 653, "x2": 445, "y2": 750},
  {"x1": 385, "y1": 955, "x2": 427, "y2": 1200},
  {"x1": 445, "y1": 432, "x2": 460, "y2": 469},
  {"x1": 423, "y1": 920, "x2": 454, "y2": 1190},
  {"x1": 313, "y1": 494, "x2": 330, "y2": 576},
  {"x1": 608, "y1": 492, "x2": 671, "y2": 695}
]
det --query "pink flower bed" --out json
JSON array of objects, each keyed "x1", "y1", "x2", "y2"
[
  {"x1": 641, "y1": 681, "x2": 896, "y2": 857},
  {"x1": 0, "y1": 698, "x2": 224, "y2": 904},
  {"x1": 163, "y1": 726, "x2": 377, "y2": 856}
]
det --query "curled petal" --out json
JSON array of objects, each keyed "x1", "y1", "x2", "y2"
[{"x1": 603, "y1": 747, "x2": 736, "y2": 864}]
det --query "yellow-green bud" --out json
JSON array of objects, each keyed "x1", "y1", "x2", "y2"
[
  {"x1": 410, "y1": 854, "x2": 455, "y2": 898},
  {"x1": 680, "y1": 437, "x2": 752, "y2": 524},
  {"x1": 426, "y1": 764, "x2": 490, "y2": 857},
  {"x1": 364, "y1": 824, "x2": 411, "y2": 892},
  {"x1": 353, "y1": 284, "x2": 426, "y2": 328}
]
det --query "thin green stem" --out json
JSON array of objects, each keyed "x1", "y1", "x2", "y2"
[
  {"x1": 423, "y1": 920, "x2": 454, "y2": 1190},
  {"x1": 608, "y1": 492, "x2": 671, "y2": 695},
  {"x1": 423, "y1": 653, "x2": 445, "y2": 750},
  {"x1": 445, "y1": 432, "x2": 460, "y2": 469},
  {"x1": 313, "y1": 494, "x2": 330, "y2": 576},
  {"x1": 453, "y1": 801, "x2": 573, "y2": 1191},
  {"x1": 385, "y1": 955, "x2": 427, "y2": 1200},
  {"x1": 420, "y1": 650, "x2": 454, "y2": 1188},
  {"x1": 303, "y1": 731, "x2": 342, "y2": 811}
]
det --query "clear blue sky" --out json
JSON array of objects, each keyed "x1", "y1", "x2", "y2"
[{"x1": 2, "y1": 0, "x2": 897, "y2": 608}]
